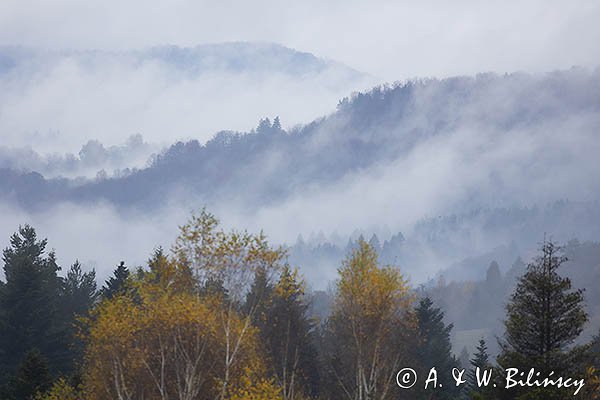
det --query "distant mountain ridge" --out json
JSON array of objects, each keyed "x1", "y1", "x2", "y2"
[
  {"x1": 0, "y1": 42, "x2": 365, "y2": 79},
  {"x1": 1, "y1": 67, "x2": 600, "y2": 289},
  {"x1": 1, "y1": 67, "x2": 599, "y2": 212},
  {"x1": 0, "y1": 41, "x2": 375, "y2": 159}
]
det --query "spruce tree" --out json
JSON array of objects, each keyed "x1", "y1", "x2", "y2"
[
  {"x1": 11, "y1": 350, "x2": 52, "y2": 400},
  {"x1": 100, "y1": 261, "x2": 130, "y2": 300},
  {"x1": 62, "y1": 261, "x2": 97, "y2": 317},
  {"x1": 0, "y1": 226, "x2": 65, "y2": 381},
  {"x1": 244, "y1": 265, "x2": 272, "y2": 321},
  {"x1": 145, "y1": 247, "x2": 194, "y2": 293},
  {"x1": 467, "y1": 339, "x2": 492, "y2": 397},
  {"x1": 61, "y1": 261, "x2": 97, "y2": 373},
  {"x1": 272, "y1": 116, "x2": 282, "y2": 132},
  {"x1": 262, "y1": 266, "x2": 319, "y2": 400},
  {"x1": 498, "y1": 240, "x2": 588, "y2": 398},
  {"x1": 147, "y1": 247, "x2": 168, "y2": 283},
  {"x1": 414, "y1": 297, "x2": 461, "y2": 400}
]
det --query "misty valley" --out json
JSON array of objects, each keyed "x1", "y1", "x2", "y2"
[{"x1": 1, "y1": 9, "x2": 600, "y2": 399}]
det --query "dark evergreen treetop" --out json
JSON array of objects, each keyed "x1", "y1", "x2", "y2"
[
  {"x1": 100, "y1": 261, "x2": 130, "y2": 300},
  {"x1": 415, "y1": 297, "x2": 455, "y2": 365},
  {"x1": 471, "y1": 339, "x2": 490, "y2": 369},
  {"x1": 498, "y1": 240, "x2": 588, "y2": 399},
  {"x1": 414, "y1": 296, "x2": 461, "y2": 400},
  {"x1": 499, "y1": 240, "x2": 587, "y2": 373},
  {"x1": 259, "y1": 265, "x2": 320, "y2": 399},
  {"x1": 244, "y1": 265, "x2": 272, "y2": 321},
  {"x1": 467, "y1": 338, "x2": 491, "y2": 395},
  {"x1": 0, "y1": 225, "x2": 65, "y2": 378},
  {"x1": 63, "y1": 260, "x2": 97, "y2": 315},
  {"x1": 11, "y1": 349, "x2": 52, "y2": 400},
  {"x1": 61, "y1": 261, "x2": 98, "y2": 374}
]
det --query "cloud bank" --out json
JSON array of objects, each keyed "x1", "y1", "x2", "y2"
[
  {"x1": 0, "y1": 44, "x2": 375, "y2": 154},
  {"x1": 1, "y1": 0, "x2": 599, "y2": 80}
]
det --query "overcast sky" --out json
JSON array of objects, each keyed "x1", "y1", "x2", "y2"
[{"x1": 1, "y1": 0, "x2": 599, "y2": 81}]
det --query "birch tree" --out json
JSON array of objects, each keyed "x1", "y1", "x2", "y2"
[{"x1": 324, "y1": 239, "x2": 415, "y2": 400}]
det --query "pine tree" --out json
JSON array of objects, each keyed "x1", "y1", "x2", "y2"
[
  {"x1": 414, "y1": 297, "x2": 461, "y2": 400},
  {"x1": 100, "y1": 261, "x2": 130, "y2": 300},
  {"x1": 0, "y1": 226, "x2": 65, "y2": 381},
  {"x1": 498, "y1": 240, "x2": 588, "y2": 398}
]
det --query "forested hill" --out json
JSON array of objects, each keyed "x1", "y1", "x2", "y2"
[
  {"x1": 0, "y1": 42, "x2": 374, "y2": 165},
  {"x1": 1, "y1": 67, "x2": 600, "y2": 211},
  {"x1": 0, "y1": 42, "x2": 363, "y2": 78}
]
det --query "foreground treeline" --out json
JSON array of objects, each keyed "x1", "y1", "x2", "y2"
[{"x1": 0, "y1": 210, "x2": 599, "y2": 399}]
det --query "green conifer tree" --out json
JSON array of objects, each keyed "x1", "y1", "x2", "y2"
[
  {"x1": 262, "y1": 266, "x2": 319, "y2": 400},
  {"x1": 498, "y1": 240, "x2": 588, "y2": 399},
  {"x1": 12, "y1": 350, "x2": 52, "y2": 400},
  {"x1": 100, "y1": 261, "x2": 130, "y2": 300},
  {"x1": 414, "y1": 297, "x2": 461, "y2": 400},
  {"x1": 0, "y1": 226, "x2": 65, "y2": 381},
  {"x1": 61, "y1": 261, "x2": 97, "y2": 374},
  {"x1": 467, "y1": 339, "x2": 494, "y2": 398}
]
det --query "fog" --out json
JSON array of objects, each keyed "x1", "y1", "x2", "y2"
[
  {"x1": 0, "y1": 44, "x2": 375, "y2": 156},
  {"x1": 0, "y1": 201, "x2": 187, "y2": 284},
  {"x1": 1, "y1": 71, "x2": 599, "y2": 287},
  {"x1": 0, "y1": 134, "x2": 158, "y2": 178},
  {"x1": 1, "y1": 2, "x2": 600, "y2": 290},
  {"x1": 1, "y1": 1, "x2": 599, "y2": 80}
]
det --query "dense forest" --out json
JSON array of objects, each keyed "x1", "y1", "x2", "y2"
[
  {"x1": 287, "y1": 200, "x2": 600, "y2": 284},
  {"x1": 0, "y1": 210, "x2": 598, "y2": 399},
  {"x1": 293, "y1": 229, "x2": 600, "y2": 358}
]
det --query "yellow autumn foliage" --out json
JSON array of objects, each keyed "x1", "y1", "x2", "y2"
[
  {"x1": 35, "y1": 378, "x2": 80, "y2": 400},
  {"x1": 82, "y1": 281, "x2": 269, "y2": 400},
  {"x1": 229, "y1": 371, "x2": 284, "y2": 400},
  {"x1": 328, "y1": 239, "x2": 416, "y2": 400}
]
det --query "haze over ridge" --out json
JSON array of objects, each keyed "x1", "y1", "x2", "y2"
[{"x1": 1, "y1": 67, "x2": 599, "y2": 286}]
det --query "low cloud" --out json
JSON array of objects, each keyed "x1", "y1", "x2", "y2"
[
  {"x1": 1, "y1": 71, "x2": 599, "y2": 288},
  {"x1": 0, "y1": 45, "x2": 376, "y2": 154},
  {"x1": 1, "y1": 1, "x2": 599, "y2": 80}
]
